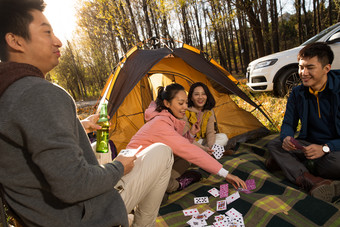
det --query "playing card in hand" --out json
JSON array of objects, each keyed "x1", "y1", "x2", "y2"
[
  {"x1": 119, "y1": 145, "x2": 142, "y2": 157},
  {"x1": 212, "y1": 144, "x2": 225, "y2": 159}
]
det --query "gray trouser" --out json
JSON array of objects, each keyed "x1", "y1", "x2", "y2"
[{"x1": 267, "y1": 137, "x2": 340, "y2": 183}]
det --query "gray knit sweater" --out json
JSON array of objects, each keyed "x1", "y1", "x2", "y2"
[{"x1": 0, "y1": 62, "x2": 128, "y2": 227}]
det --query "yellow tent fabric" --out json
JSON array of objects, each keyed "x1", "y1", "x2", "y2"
[{"x1": 100, "y1": 43, "x2": 267, "y2": 152}]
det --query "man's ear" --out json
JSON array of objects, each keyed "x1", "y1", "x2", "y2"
[
  {"x1": 163, "y1": 99, "x2": 170, "y2": 108},
  {"x1": 324, "y1": 63, "x2": 331, "y2": 74},
  {"x1": 5, "y1": 33, "x2": 25, "y2": 52}
]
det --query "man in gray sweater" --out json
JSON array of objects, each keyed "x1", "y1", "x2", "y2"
[{"x1": 0, "y1": 0, "x2": 173, "y2": 226}]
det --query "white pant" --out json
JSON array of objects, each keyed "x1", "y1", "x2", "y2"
[
  {"x1": 92, "y1": 142, "x2": 173, "y2": 227},
  {"x1": 197, "y1": 133, "x2": 228, "y2": 147}
]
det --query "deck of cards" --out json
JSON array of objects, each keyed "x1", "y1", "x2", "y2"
[
  {"x1": 237, "y1": 179, "x2": 256, "y2": 194},
  {"x1": 212, "y1": 143, "x2": 225, "y2": 159}
]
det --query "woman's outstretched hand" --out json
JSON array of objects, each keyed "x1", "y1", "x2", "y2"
[{"x1": 225, "y1": 173, "x2": 247, "y2": 190}]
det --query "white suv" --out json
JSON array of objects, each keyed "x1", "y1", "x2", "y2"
[{"x1": 246, "y1": 22, "x2": 340, "y2": 97}]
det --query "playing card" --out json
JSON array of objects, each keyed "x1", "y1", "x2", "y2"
[
  {"x1": 226, "y1": 191, "x2": 240, "y2": 204},
  {"x1": 226, "y1": 208, "x2": 243, "y2": 219},
  {"x1": 216, "y1": 200, "x2": 227, "y2": 211},
  {"x1": 237, "y1": 187, "x2": 253, "y2": 194},
  {"x1": 208, "y1": 188, "x2": 220, "y2": 197},
  {"x1": 193, "y1": 213, "x2": 207, "y2": 220},
  {"x1": 187, "y1": 217, "x2": 204, "y2": 226},
  {"x1": 183, "y1": 208, "x2": 199, "y2": 216},
  {"x1": 290, "y1": 137, "x2": 305, "y2": 150},
  {"x1": 212, "y1": 144, "x2": 225, "y2": 159},
  {"x1": 232, "y1": 216, "x2": 245, "y2": 227},
  {"x1": 119, "y1": 145, "x2": 142, "y2": 157},
  {"x1": 245, "y1": 179, "x2": 256, "y2": 190},
  {"x1": 214, "y1": 214, "x2": 226, "y2": 221},
  {"x1": 213, "y1": 220, "x2": 228, "y2": 227},
  {"x1": 194, "y1": 196, "x2": 209, "y2": 204},
  {"x1": 220, "y1": 184, "x2": 229, "y2": 198},
  {"x1": 201, "y1": 209, "x2": 214, "y2": 218}
]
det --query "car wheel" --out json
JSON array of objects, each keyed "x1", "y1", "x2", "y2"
[{"x1": 274, "y1": 67, "x2": 300, "y2": 97}]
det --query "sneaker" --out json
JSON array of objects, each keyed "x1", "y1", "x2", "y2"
[{"x1": 176, "y1": 170, "x2": 202, "y2": 191}]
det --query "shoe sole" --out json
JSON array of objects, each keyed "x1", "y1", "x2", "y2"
[{"x1": 311, "y1": 180, "x2": 340, "y2": 202}]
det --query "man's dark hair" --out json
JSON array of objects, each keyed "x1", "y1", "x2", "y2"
[
  {"x1": 298, "y1": 42, "x2": 334, "y2": 67},
  {"x1": 188, "y1": 82, "x2": 216, "y2": 111},
  {"x1": 0, "y1": 0, "x2": 46, "y2": 61}
]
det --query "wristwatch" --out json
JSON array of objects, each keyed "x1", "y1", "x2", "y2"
[{"x1": 322, "y1": 144, "x2": 330, "y2": 153}]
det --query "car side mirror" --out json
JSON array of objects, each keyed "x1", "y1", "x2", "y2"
[{"x1": 327, "y1": 32, "x2": 340, "y2": 44}]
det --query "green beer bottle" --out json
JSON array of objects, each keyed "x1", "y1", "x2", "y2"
[{"x1": 96, "y1": 103, "x2": 110, "y2": 153}]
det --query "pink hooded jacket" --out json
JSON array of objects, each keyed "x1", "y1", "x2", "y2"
[{"x1": 127, "y1": 102, "x2": 223, "y2": 175}]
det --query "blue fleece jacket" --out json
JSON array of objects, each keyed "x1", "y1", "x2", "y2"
[{"x1": 280, "y1": 70, "x2": 340, "y2": 152}]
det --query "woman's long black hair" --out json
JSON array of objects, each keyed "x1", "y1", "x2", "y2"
[
  {"x1": 187, "y1": 82, "x2": 215, "y2": 110},
  {"x1": 155, "y1": 83, "x2": 185, "y2": 113}
]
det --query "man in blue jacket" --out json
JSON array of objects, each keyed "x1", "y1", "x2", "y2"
[{"x1": 267, "y1": 42, "x2": 340, "y2": 202}]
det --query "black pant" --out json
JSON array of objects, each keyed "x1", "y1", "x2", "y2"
[{"x1": 267, "y1": 137, "x2": 340, "y2": 183}]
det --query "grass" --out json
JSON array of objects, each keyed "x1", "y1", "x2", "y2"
[{"x1": 230, "y1": 79, "x2": 288, "y2": 133}]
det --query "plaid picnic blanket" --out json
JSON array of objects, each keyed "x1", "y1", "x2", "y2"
[{"x1": 156, "y1": 134, "x2": 340, "y2": 227}]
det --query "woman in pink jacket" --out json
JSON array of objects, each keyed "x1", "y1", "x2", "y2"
[{"x1": 127, "y1": 83, "x2": 246, "y2": 193}]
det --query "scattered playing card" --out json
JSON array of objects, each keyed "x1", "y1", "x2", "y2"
[
  {"x1": 194, "y1": 196, "x2": 209, "y2": 204},
  {"x1": 201, "y1": 209, "x2": 214, "y2": 218},
  {"x1": 216, "y1": 200, "x2": 227, "y2": 211},
  {"x1": 226, "y1": 208, "x2": 243, "y2": 219},
  {"x1": 187, "y1": 217, "x2": 204, "y2": 226},
  {"x1": 183, "y1": 208, "x2": 199, "y2": 216},
  {"x1": 214, "y1": 214, "x2": 226, "y2": 221},
  {"x1": 193, "y1": 213, "x2": 207, "y2": 220},
  {"x1": 226, "y1": 191, "x2": 240, "y2": 204},
  {"x1": 208, "y1": 187, "x2": 220, "y2": 197},
  {"x1": 220, "y1": 183, "x2": 229, "y2": 198},
  {"x1": 212, "y1": 143, "x2": 225, "y2": 159}
]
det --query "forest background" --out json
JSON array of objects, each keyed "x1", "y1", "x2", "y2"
[{"x1": 50, "y1": 0, "x2": 340, "y2": 131}]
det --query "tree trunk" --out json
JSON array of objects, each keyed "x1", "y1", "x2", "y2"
[
  {"x1": 181, "y1": 2, "x2": 192, "y2": 44},
  {"x1": 142, "y1": 0, "x2": 153, "y2": 38},
  {"x1": 226, "y1": 0, "x2": 239, "y2": 73},
  {"x1": 329, "y1": 0, "x2": 332, "y2": 25},
  {"x1": 270, "y1": 0, "x2": 280, "y2": 52},
  {"x1": 313, "y1": 0, "x2": 317, "y2": 34},
  {"x1": 193, "y1": 0, "x2": 204, "y2": 50},
  {"x1": 237, "y1": 8, "x2": 250, "y2": 69},
  {"x1": 125, "y1": 0, "x2": 140, "y2": 42},
  {"x1": 149, "y1": 2, "x2": 160, "y2": 38},
  {"x1": 302, "y1": 0, "x2": 308, "y2": 40},
  {"x1": 295, "y1": 0, "x2": 303, "y2": 43},
  {"x1": 260, "y1": 0, "x2": 271, "y2": 55},
  {"x1": 316, "y1": 0, "x2": 322, "y2": 32}
]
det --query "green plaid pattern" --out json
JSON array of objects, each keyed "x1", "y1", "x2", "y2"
[{"x1": 156, "y1": 134, "x2": 340, "y2": 227}]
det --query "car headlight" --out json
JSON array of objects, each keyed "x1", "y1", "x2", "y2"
[{"x1": 254, "y1": 59, "x2": 278, "y2": 69}]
